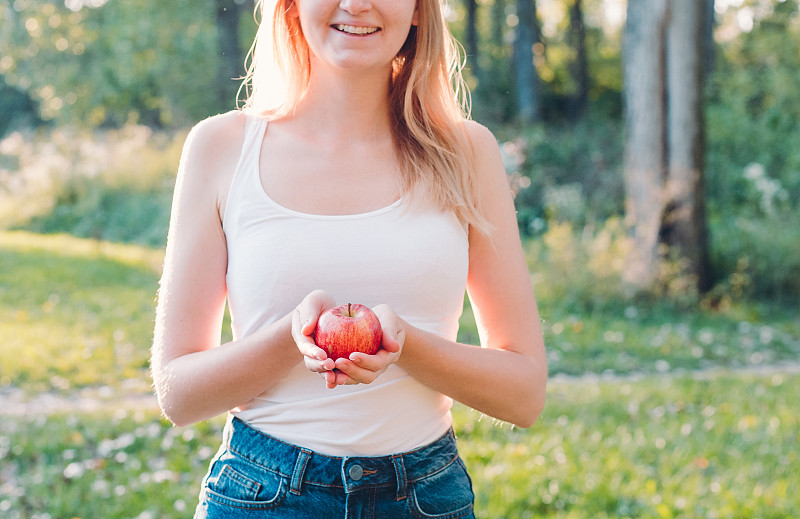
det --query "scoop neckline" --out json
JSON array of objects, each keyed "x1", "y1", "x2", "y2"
[
  {"x1": 257, "y1": 189, "x2": 405, "y2": 220},
  {"x1": 251, "y1": 117, "x2": 405, "y2": 220}
]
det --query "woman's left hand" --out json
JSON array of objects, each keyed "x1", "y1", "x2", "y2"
[{"x1": 324, "y1": 304, "x2": 405, "y2": 388}]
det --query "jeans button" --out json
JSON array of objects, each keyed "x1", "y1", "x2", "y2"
[{"x1": 348, "y1": 464, "x2": 363, "y2": 481}]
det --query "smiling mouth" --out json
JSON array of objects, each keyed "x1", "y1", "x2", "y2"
[{"x1": 333, "y1": 24, "x2": 380, "y2": 36}]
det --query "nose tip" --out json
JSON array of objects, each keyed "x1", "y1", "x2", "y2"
[{"x1": 339, "y1": 0, "x2": 372, "y2": 14}]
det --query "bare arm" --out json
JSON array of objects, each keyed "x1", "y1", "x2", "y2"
[
  {"x1": 151, "y1": 112, "x2": 301, "y2": 426},
  {"x1": 396, "y1": 122, "x2": 547, "y2": 427}
]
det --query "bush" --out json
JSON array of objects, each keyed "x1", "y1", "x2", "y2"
[
  {"x1": 501, "y1": 115, "x2": 625, "y2": 236},
  {"x1": 527, "y1": 218, "x2": 631, "y2": 313},
  {"x1": 709, "y1": 211, "x2": 800, "y2": 305},
  {"x1": 0, "y1": 125, "x2": 182, "y2": 247}
]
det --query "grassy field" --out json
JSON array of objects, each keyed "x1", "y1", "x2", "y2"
[
  {"x1": 1, "y1": 231, "x2": 799, "y2": 518},
  {"x1": 2, "y1": 374, "x2": 797, "y2": 518},
  {"x1": 0, "y1": 231, "x2": 163, "y2": 392}
]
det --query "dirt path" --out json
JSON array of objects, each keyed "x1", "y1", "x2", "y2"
[
  {"x1": 3, "y1": 362, "x2": 800, "y2": 417},
  {"x1": 0, "y1": 385, "x2": 160, "y2": 417}
]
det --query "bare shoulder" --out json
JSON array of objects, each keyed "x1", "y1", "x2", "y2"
[
  {"x1": 177, "y1": 110, "x2": 248, "y2": 208},
  {"x1": 461, "y1": 120, "x2": 504, "y2": 170},
  {"x1": 459, "y1": 119, "x2": 506, "y2": 187},
  {"x1": 461, "y1": 119, "x2": 502, "y2": 155},
  {"x1": 181, "y1": 110, "x2": 248, "y2": 171}
]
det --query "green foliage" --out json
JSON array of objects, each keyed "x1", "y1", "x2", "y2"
[
  {"x1": 0, "y1": 124, "x2": 182, "y2": 246},
  {"x1": 502, "y1": 115, "x2": 625, "y2": 235},
  {"x1": 702, "y1": 0, "x2": 800, "y2": 303},
  {"x1": 526, "y1": 219, "x2": 630, "y2": 312},
  {"x1": 0, "y1": 0, "x2": 225, "y2": 128},
  {"x1": 706, "y1": 0, "x2": 800, "y2": 212},
  {"x1": 709, "y1": 211, "x2": 800, "y2": 304},
  {"x1": 0, "y1": 76, "x2": 39, "y2": 136}
]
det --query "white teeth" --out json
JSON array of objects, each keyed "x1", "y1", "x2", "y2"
[{"x1": 334, "y1": 24, "x2": 379, "y2": 35}]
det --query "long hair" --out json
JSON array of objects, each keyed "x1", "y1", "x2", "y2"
[{"x1": 239, "y1": 0, "x2": 489, "y2": 232}]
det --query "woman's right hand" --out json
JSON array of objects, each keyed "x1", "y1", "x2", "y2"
[{"x1": 291, "y1": 289, "x2": 338, "y2": 380}]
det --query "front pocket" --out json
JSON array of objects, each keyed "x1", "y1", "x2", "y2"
[
  {"x1": 205, "y1": 463, "x2": 286, "y2": 510},
  {"x1": 408, "y1": 458, "x2": 474, "y2": 519}
]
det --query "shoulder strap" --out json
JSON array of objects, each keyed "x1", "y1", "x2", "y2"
[
  {"x1": 241, "y1": 114, "x2": 268, "y2": 163},
  {"x1": 222, "y1": 114, "x2": 268, "y2": 231}
]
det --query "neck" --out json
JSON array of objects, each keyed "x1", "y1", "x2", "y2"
[{"x1": 291, "y1": 63, "x2": 394, "y2": 141}]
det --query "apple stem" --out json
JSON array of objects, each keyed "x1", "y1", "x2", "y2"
[{"x1": 347, "y1": 303, "x2": 352, "y2": 317}]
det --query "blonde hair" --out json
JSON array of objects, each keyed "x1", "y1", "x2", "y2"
[{"x1": 240, "y1": 0, "x2": 488, "y2": 232}]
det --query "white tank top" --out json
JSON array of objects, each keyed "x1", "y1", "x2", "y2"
[{"x1": 223, "y1": 114, "x2": 470, "y2": 456}]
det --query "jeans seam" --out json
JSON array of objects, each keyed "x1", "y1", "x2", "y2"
[{"x1": 407, "y1": 453, "x2": 460, "y2": 483}]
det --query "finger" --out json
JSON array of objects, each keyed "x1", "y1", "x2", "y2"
[
  {"x1": 380, "y1": 330, "x2": 402, "y2": 354},
  {"x1": 305, "y1": 356, "x2": 335, "y2": 373},
  {"x1": 296, "y1": 290, "x2": 336, "y2": 335},
  {"x1": 324, "y1": 370, "x2": 338, "y2": 389},
  {"x1": 322, "y1": 369, "x2": 357, "y2": 388},
  {"x1": 292, "y1": 310, "x2": 328, "y2": 360},
  {"x1": 335, "y1": 359, "x2": 380, "y2": 384},
  {"x1": 345, "y1": 350, "x2": 392, "y2": 372},
  {"x1": 371, "y1": 304, "x2": 404, "y2": 354}
]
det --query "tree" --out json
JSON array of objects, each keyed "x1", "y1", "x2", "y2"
[
  {"x1": 464, "y1": 0, "x2": 480, "y2": 80},
  {"x1": 492, "y1": 0, "x2": 507, "y2": 51},
  {"x1": 215, "y1": 0, "x2": 250, "y2": 106},
  {"x1": 663, "y1": 0, "x2": 712, "y2": 292},
  {"x1": 513, "y1": 0, "x2": 542, "y2": 124},
  {"x1": 0, "y1": 0, "x2": 228, "y2": 129},
  {"x1": 567, "y1": 0, "x2": 589, "y2": 120},
  {"x1": 622, "y1": 0, "x2": 712, "y2": 293}
]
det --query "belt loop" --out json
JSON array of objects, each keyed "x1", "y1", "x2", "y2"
[
  {"x1": 290, "y1": 448, "x2": 312, "y2": 495},
  {"x1": 222, "y1": 415, "x2": 235, "y2": 448},
  {"x1": 391, "y1": 454, "x2": 407, "y2": 501}
]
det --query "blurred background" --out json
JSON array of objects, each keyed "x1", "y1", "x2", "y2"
[
  {"x1": 1, "y1": 1, "x2": 799, "y2": 517},
  {"x1": 1, "y1": 0, "x2": 798, "y2": 304}
]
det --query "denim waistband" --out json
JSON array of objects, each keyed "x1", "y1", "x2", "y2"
[{"x1": 222, "y1": 416, "x2": 461, "y2": 498}]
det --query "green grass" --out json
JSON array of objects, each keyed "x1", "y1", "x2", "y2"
[
  {"x1": 1, "y1": 231, "x2": 799, "y2": 517},
  {"x1": 458, "y1": 372, "x2": 799, "y2": 518},
  {"x1": 1, "y1": 373, "x2": 797, "y2": 518},
  {"x1": 0, "y1": 231, "x2": 163, "y2": 392},
  {"x1": 539, "y1": 304, "x2": 800, "y2": 377},
  {"x1": 2, "y1": 231, "x2": 798, "y2": 392}
]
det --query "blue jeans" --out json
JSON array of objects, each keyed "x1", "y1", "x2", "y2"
[{"x1": 193, "y1": 417, "x2": 476, "y2": 519}]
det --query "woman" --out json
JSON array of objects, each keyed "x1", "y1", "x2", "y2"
[{"x1": 151, "y1": 0, "x2": 547, "y2": 517}]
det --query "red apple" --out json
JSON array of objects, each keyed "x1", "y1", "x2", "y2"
[{"x1": 313, "y1": 303, "x2": 383, "y2": 361}]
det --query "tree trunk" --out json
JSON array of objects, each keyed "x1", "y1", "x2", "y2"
[
  {"x1": 568, "y1": 0, "x2": 589, "y2": 120},
  {"x1": 492, "y1": 0, "x2": 506, "y2": 49},
  {"x1": 215, "y1": 0, "x2": 246, "y2": 107},
  {"x1": 623, "y1": 0, "x2": 713, "y2": 294},
  {"x1": 664, "y1": 0, "x2": 712, "y2": 291},
  {"x1": 513, "y1": 0, "x2": 542, "y2": 124},
  {"x1": 622, "y1": 0, "x2": 669, "y2": 289},
  {"x1": 702, "y1": 0, "x2": 716, "y2": 82},
  {"x1": 465, "y1": 0, "x2": 480, "y2": 79}
]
